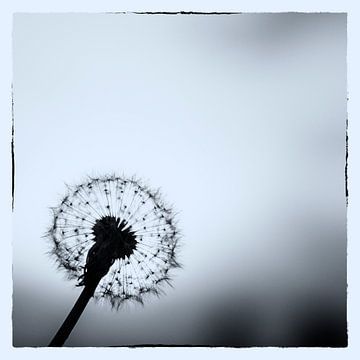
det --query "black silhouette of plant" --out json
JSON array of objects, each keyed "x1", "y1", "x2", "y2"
[{"x1": 46, "y1": 174, "x2": 181, "y2": 346}]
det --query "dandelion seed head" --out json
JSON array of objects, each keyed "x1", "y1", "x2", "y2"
[{"x1": 47, "y1": 175, "x2": 181, "y2": 308}]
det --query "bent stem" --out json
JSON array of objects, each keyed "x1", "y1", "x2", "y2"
[
  {"x1": 49, "y1": 216, "x2": 138, "y2": 346},
  {"x1": 48, "y1": 279, "x2": 100, "y2": 347}
]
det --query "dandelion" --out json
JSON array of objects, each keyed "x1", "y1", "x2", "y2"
[{"x1": 47, "y1": 174, "x2": 181, "y2": 346}]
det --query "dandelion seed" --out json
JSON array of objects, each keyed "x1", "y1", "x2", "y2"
[{"x1": 47, "y1": 174, "x2": 181, "y2": 346}]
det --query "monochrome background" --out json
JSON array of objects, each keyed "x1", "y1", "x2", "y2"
[{"x1": 12, "y1": 13, "x2": 347, "y2": 346}]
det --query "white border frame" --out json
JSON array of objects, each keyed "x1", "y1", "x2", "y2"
[{"x1": 1, "y1": 1, "x2": 358, "y2": 359}]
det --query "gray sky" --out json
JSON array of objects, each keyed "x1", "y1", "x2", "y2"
[{"x1": 12, "y1": 13, "x2": 347, "y2": 347}]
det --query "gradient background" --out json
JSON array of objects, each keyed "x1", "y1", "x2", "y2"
[{"x1": 12, "y1": 13, "x2": 347, "y2": 347}]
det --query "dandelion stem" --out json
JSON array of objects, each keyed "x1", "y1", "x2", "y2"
[{"x1": 48, "y1": 279, "x2": 100, "y2": 347}]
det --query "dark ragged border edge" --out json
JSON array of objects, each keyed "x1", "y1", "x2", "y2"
[
  {"x1": 14, "y1": 344, "x2": 348, "y2": 348},
  {"x1": 11, "y1": 84, "x2": 15, "y2": 212},
  {"x1": 112, "y1": 344, "x2": 347, "y2": 348},
  {"x1": 108, "y1": 11, "x2": 239, "y2": 15},
  {"x1": 346, "y1": 115, "x2": 348, "y2": 206}
]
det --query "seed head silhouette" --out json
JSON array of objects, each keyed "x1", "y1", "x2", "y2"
[{"x1": 47, "y1": 174, "x2": 181, "y2": 346}]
